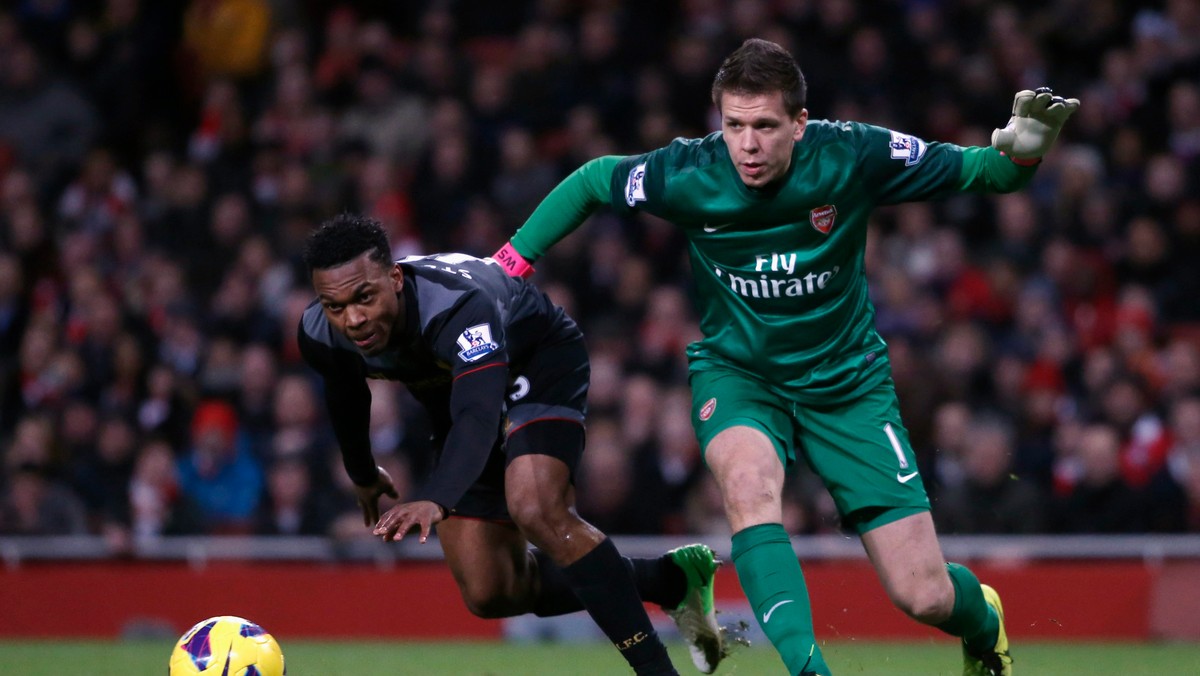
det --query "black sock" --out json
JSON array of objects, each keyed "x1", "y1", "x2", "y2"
[
  {"x1": 631, "y1": 553, "x2": 688, "y2": 608},
  {"x1": 532, "y1": 551, "x2": 687, "y2": 616},
  {"x1": 561, "y1": 538, "x2": 677, "y2": 675},
  {"x1": 531, "y1": 549, "x2": 582, "y2": 617}
]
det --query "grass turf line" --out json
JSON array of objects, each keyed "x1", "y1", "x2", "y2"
[{"x1": 0, "y1": 639, "x2": 1198, "y2": 675}]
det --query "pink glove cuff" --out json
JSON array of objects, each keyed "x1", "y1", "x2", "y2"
[
  {"x1": 493, "y1": 242, "x2": 535, "y2": 279},
  {"x1": 1002, "y1": 152, "x2": 1041, "y2": 167}
]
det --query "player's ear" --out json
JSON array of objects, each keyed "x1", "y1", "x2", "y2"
[
  {"x1": 793, "y1": 109, "x2": 808, "y2": 141},
  {"x1": 390, "y1": 263, "x2": 404, "y2": 292}
]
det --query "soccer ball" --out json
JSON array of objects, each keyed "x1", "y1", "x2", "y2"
[{"x1": 168, "y1": 616, "x2": 286, "y2": 675}]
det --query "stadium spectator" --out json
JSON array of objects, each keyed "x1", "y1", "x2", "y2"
[
  {"x1": 1053, "y1": 422, "x2": 1151, "y2": 533},
  {"x1": 57, "y1": 148, "x2": 138, "y2": 236},
  {"x1": 135, "y1": 363, "x2": 192, "y2": 450},
  {"x1": 574, "y1": 415, "x2": 640, "y2": 536},
  {"x1": 255, "y1": 455, "x2": 330, "y2": 536},
  {"x1": 181, "y1": 0, "x2": 272, "y2": 84},
  {"x1": 5, "y1": 414, "x2": 60, "y2": 476},
  {"x1": 176, "y1": 399, "x2": 264, "y2": 534},
  {"x1": 934, "y1": 414, "x2": 1048, "y2": 534},
  {"x1": 0, "y1": 252, "x2": 30, "y2": 387},
  {"x1": 0, "y1": 463, "x2": 88, "y2": 535},
  {"x1": 625, "y1": 386, "x2": 705, "y2": 535},
  {"x1": 1099, "y1": 374, "x2": 1172, "y2": 488},
  {"x1": 1144, "y1": 395, "x2": 1200, "y2": 532},
  {"x1": 129, "y1": 437, "x2": 203, "y2": 538},
  {"x1": 337, "y1": 57, "x2": 429, "y2": 168},
  {"x1": 0, "y1": 40, "x2": 97, "y2": 189},
  {"x1": 72, "y1": 414, "x2": 139, "y2": 531},
  {"x1": 267, "y1": 372, "x2": 337, "y2": 506}
]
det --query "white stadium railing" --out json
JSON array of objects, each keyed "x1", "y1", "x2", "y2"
[{"x1": 4, "y1": 534, "x2": 1200, "y2": 568}]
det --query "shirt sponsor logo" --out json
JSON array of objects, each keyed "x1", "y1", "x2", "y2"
[
  {"x1": 456, "y1": 323, "x2": 498, "y2": 362},
  {"x1": 699, "y1": 397, "x2": 717, "y2": 421},
  {"x1": 889, "y1": 130, "x2": 927, "y2": 166},
  {"x1": 713, "y1": 254, "x2": 841, "y2": 300},
  {"x1": 625, "y1": 162, "x2": 647, "y2": 206},
  {"x1": 810, "y1": 204, "x2": 837, "y2": 234}
]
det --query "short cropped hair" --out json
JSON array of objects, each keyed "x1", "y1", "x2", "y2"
[
  {"x1": 303, "y1": 213, "x2": 392, "y2": 271},
  {"x1": 711, "y1": 38, "x2": 807, "y2": 115}
]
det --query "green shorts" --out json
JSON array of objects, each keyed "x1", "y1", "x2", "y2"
[{"x1": 689, "y1": 363, "x2": 930, "y2": 533}]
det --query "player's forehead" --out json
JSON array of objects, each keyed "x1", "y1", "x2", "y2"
[
  {"x1": 312, "y1": 252, "x2": 390, "y2": 298},
  {"x1": 719, "y1": 90, "x2": 790, "y2": 120}
]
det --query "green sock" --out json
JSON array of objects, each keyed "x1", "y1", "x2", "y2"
[
  {"x1": 936, "y1": 562, "x2": 999, "y2": 654},
  {"x1": 731, "y1": 523, "x2": 829, "y2": 675}
]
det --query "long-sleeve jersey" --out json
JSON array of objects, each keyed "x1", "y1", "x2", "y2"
[
  {"x1": 298, "y1": 253, "x2": 576, "y2": 510},
  {"x1": 509, "y1": 121, "x2": 1037, "y2": 403}
]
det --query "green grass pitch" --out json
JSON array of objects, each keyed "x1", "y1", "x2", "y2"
[{"x1": 1, "y1": 639, "x2": 1198, "y2": 675}]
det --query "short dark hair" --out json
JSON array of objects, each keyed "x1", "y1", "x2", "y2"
[
  {"x1": 711, "y1": 38, "x2": 807, "y2": 115},
  {"x1": 303, "y1": 213, "x2": 392, "y2": 271}
]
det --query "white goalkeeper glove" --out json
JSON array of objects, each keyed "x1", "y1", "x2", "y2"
[{"x1": 991, "y1": 87, "x2": 1080, "y2": 160}]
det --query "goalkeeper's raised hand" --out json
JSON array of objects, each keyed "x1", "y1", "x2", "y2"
[{"x1": 991, "y1": 87, "x2": 1080, "y2": 161}]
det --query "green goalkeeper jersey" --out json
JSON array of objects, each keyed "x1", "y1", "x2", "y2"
[{"x1": 511, "y1": 120, "x2": 1037, "y2": 403}]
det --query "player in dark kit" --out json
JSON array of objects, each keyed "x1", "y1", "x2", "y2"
[{"x1": 298, "y1": 214, "x2": 724, "y2": 675}]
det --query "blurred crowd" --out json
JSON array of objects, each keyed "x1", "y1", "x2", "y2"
[{"x1": 1, "y1": 0, "x2": 1199, "y2": 548}]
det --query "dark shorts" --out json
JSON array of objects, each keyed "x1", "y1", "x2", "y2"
[{"x1": 450, "y1": 335, "x2": 589, "y2": 521}]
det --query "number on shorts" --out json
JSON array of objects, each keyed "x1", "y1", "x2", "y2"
[{"x1": 883, "y1": 422, "x2": 908, "y2": 469}]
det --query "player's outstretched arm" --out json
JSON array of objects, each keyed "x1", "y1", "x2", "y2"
[
  {"x1": 404, "y1": 358, "x2": 509, "y2": 518},
  {"x1": 493, "y1": 155, "x2": 623, "y2": 278},
  {"x1": 991, "y1": 87, "x2": 1080, "y2": 161},
  {"x1": 297, "y1": 325, "x2": 388, "y2": 514}
]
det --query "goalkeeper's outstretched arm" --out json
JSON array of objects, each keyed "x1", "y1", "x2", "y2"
[{"x1": 493, "y1": 155, "x2": 623, "y2": 277}]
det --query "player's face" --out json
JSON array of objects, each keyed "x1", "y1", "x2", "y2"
[
  {"x1": 719, "y1": 91, "x2": 807, "y2": 189},
  {"x1": 312, "y1": 252, "x2": 404, "y2": 356}
]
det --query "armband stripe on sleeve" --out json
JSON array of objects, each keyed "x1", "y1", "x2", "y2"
[{"x1": 454, "y1": 361, "x2": 509, "y2": 380}]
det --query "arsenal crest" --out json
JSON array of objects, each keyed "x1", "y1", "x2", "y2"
[{"x1": 810, "y1": 204, "x2": 837, "y2": 234}]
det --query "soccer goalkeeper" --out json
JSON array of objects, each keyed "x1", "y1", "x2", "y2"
[{"x1": 493, "y1": 38, "x2": 1078, "y2": 676}]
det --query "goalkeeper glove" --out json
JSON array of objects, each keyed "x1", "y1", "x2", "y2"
[{"x1": 991, "y1": 87, "x2": 1080, "y2": 161}]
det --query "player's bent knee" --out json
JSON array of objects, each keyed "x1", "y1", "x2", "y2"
[
  {"x1": 506, "y1": 497, "x2": 547, "y2": 531},
  {"x1": 719, "y1": 477, "x2": 784, "y2": 528},
  {"x1": 459, "y1": 587, "x2": 525, "y2": 619},
  {"x1": 508, "y1": 498, "x2": 576, "y2": 546},
  {"x1": 889, "y1": 580, "x2": 953, "y2": 623}
]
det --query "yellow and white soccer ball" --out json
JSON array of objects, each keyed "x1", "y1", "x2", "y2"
[{"x1": 168, "y1": 616, "x2": 286, "y2": 676}]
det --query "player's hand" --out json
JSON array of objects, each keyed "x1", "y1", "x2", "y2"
[
  {"x1": 991, "y1": 87, "x2": 1080, "y2": 160},
  {"x1": 350, "y1": 466, "x2": 400, "y2": 527},
  {"x1": 373, "y1": 500, "x2": 446, "y2": 544}
]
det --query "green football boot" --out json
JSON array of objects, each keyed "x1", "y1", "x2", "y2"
[{"x1": 666, "y1": 544, "x2": 724, "y2": 673}]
